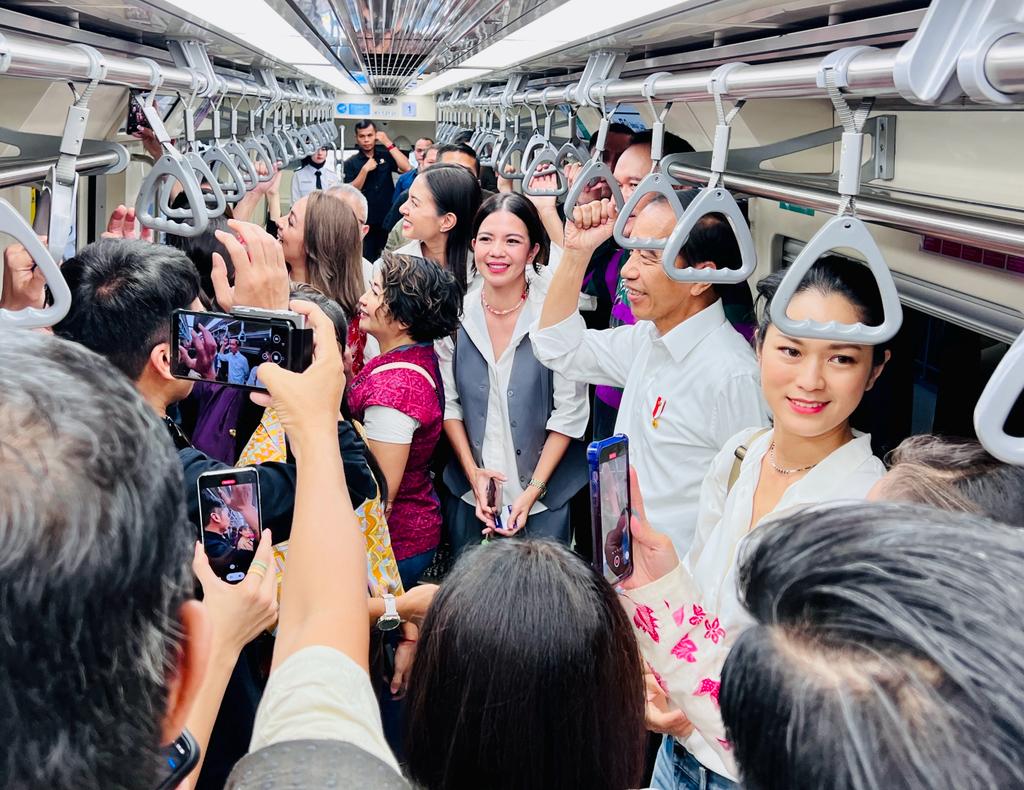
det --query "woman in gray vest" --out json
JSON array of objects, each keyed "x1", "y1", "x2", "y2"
[{"x1": 438, "y1": 194, "x2": 589, "y2": 555}]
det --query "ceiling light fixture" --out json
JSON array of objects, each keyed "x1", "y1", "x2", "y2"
[{"x1": 161, "y1": 0, "x2": 364, "y2": 94}]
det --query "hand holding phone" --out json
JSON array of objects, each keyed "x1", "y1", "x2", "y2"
[{"x1": 197, "y1": 467, "x2": 262, "y2": 583}]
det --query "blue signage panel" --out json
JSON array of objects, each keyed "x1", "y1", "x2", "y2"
[{"x1": 337, "y1": 102, "x2": 372, "y2": 115}]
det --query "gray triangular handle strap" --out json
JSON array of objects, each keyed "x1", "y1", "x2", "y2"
[
  {"x1": 202, "y1": 145, "x2": 247, "y2": 203},
  {"x1": 563, "y1": 158, "x2": 623, "y2": 216},
  {"x1": 555, "y1": 140, "x2": 590, "y2": 169},
  {"x1": 496, "y1": 136, "x2": 529, "y2": 181},
  {"x1": 244, "y1": 137, "x2": 276, "y2": 182},
  {"x1": 613, "y1": 174, "x2": 685, "y2": 249},
  {"x1": 522, "y1": 148, "x2": 567, "y2": 197},
  {"x1": 521, "y1": 130, "x2": 550, "y2": 176},
  {"x1": 769, "y1": 215, "x2": 903, "y2": 343},
  {"x1": 136, "y1": 150, "x2": 210, "y2": 239},
  {"x1": 477, "y1": 132, "x2": 499, "y2": 167},
  {"x1": 974, "y1": 329, "x2": 1024, "y2": 465},
  {"x1": 222, "y1": 139, "x2": 261, "y2": 189},
  {"x1": 158, "y1": 152, "x2": 226, "y2": 218},
  {"x1": 0, "y1": 199, "x2": 72, "y2": 329},
  {"x1": 661, "y1": 187, "x2": 756, "y2": 283}
]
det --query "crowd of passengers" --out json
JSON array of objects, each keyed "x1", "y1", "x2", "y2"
[{"x1": 2, "y1": 118, "x2": 1024, "y2": 790}]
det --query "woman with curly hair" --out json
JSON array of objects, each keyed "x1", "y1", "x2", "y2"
[{"x1": 347, "y1": 252, "x2": 464, "y2": 587}]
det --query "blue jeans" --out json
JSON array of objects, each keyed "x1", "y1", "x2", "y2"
[
  {"x1": 396, "y1": 547, "x2": 436, "y2": 590},
  {"x1": 650, "y1": 736, "x2": 737, "y2": 790}
]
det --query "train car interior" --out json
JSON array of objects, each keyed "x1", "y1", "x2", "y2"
[{"x1": 1, "y1": 1, "x2": 1024, "y2": 788}]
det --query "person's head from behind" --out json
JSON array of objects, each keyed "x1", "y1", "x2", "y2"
[
  {"x1": 277, "y1": 190, "x2": 364, "y2": 316},
  {"x1": 471, "y1": 192, "x2": 549, "y2": 287},
  {"x1": 164, "y1": 213, "x2": 231, "y2": 299},
  {"x1": 436, "y1": 141, "x2": 481, "y2": 178},
  {"x1": 399, "y1": 162, "x2": 482, "y2": 283},
  {"x1": 617, "y1": 197, "x2": 739, "y2": 331},
  {"x1": 868, "y1": 434, "x2": 1024, "y2": 526},
  {"x1": 754, "y1": 256, "x2": 890, "y2": 442},
  {"x1": 615, "y1": 130, "x2": 695, "y2": 236},
  {"x1": 0, "y1": 332, "x2": 207, "y2": 789},
  {"x1": 588, "y1": 121, "x2": 635, "y2": 170},
  {"x1": 405, "y1": 540, "x2": 646, "y2": 790},
  {"x1": 354, "y1": 119, "x2": 377, "y2": 153},
  {"x1": 202, "y1": 490, "x2": 230, "y2": 534},
  {"x1": 720, "y1": 502, "x2": 1024, "y2": 790},
  {"x1": 358, "y1": 252, "x2": 462, "y2": 347},
  {"x1": 54, "y1": 238, "x2": 202, "y2": 411},
  {"x1": 327, "y1": 184, "x2": 370, "y2": 240}
]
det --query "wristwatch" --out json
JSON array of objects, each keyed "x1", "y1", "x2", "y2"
[
  {"x1": 376, "y1": 593, "x2": 401, "y2": 632},
  {"x1": 528, "y1": 478, "x2": 548, "y2": 499},
  {"x1": 386, "y1": 143, "x2": 396, "y2": 151}
]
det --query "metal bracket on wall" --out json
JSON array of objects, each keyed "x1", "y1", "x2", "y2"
[{"x1": 661, "y1": 114, "x2": 897, "y2": 186}]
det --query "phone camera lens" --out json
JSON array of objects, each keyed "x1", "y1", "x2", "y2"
[
  {"x1": 271, "y1": 351, "x2": 283, "y2": 363},
  {"x1": 272, "y1": 334, "x2": 281, "y2": 344}
]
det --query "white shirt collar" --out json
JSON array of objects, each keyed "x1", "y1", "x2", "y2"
[{"x1": 653, "y1": 299, "x2": 730, "y2": 363}]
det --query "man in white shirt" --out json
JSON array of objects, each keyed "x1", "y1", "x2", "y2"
[
  {"x1": 532, "y1": 195, "x2": 768, "y2": 553},
  {"x1": 216, "y1": 337, "x2": 250, "y2": 385},
  {"x1": 291, "y1": 146, "x2": 342, "y2": 203}
]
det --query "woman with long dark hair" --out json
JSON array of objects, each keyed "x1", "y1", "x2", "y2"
[
  {"x1": 392, "y1": 162, "x2": 481, "y2": 286},
  {"x1": 439, "y1": 193, "x2": 588, "y2": 554}
]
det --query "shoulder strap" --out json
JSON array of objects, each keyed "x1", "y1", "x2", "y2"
[
  {"x1": 370, "y1": 361, "x2": 437, "y2": 390},
  {"x1": 726, "y1": 427, "x2": 772, "y2": 495}
]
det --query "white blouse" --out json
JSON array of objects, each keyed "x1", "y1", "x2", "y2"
[
  {"x1": 437, "y1": 283, "x2": 589, "y2": 515},
  {"x1": 624, "y1": 427, "x2": 885, "y2": 779}
]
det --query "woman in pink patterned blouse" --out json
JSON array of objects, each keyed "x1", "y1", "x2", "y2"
[
  {"x1": 347, "y1": 253, "x2": 463, "y2": 587},
  {"x1": 623, "y1": 258, "x2": 893, "y2": 790}
]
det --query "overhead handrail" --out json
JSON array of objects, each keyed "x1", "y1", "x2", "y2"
[
  {"x1": 0, "y1": 198, "x2": 72, "y2": 329},
  {"x1": 768, "y1": 48, "x2": 903, "y2": 344},
  {"x1": 661, "y1": 64, "x2": 755, "y2": 281},
  {"x1": 476, "y1": 109, "x2": 499, "y2": 167},
  {"x1": 614, "y1": 73, "x2": 683, "y2": 249},
  {"x1": 134, "y1": 74, "x2": 210, "y2": 239},
  {"x1": 563, "y1": 90, "x2": 624, "y2": 216},
  {"x1": 520, "y1": 102, "x2": 550, "y2": 175},
  {"x1": 974, "y1": 329, "x2": 1024, "y2": 465},
  {"x1": 244, "y1": 104, "x2": 277, "y2": 182},
  {"x1": 495, "y1": 108, "x2": 530, "y2": 181},
  {"x1": 201, "y1": 81, "x2": 247, "y2": 204},
  {"x1": 555, "y1": 104, "x2": 590, "y2": 170},
  {"x1": 39, "y1": 43, "x2": 106, "y2": 262}
]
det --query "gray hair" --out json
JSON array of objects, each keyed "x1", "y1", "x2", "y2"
[
  {"x1": 0, "y1": 330, "x2": 192, "y2": 788},
  {"x1": 327, "y1": 183, "x2": 369, "y2": 224},
  {"x1": 721, "y1": 501, "x2": 1024, "y2": 790}
]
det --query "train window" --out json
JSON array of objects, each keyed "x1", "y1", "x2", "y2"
[{"x1": 779, "y1": 237, "x2": 1024, "y2": 456}]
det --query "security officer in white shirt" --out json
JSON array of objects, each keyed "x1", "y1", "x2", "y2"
[
  {"x1": 291, "y1": 147, "x2": 342, "y2": 203},
  {"x1": 532, "y1": 195, "x2": 769, "y2": 554}
]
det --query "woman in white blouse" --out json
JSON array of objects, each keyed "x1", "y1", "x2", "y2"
[
  {"x1": 389, "y1": 162, "x2": 481, "y2": 288},
  {"x1": 623, "y1": 256, "x2": 892, "y2": 790},
  {"x1": 438, "y1": 193, "x2": 589, "y2": 554}
]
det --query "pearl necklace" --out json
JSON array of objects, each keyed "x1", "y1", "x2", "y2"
[
  {"x1": 481, "y1": 284, "x2": 529, "y2": 316},
  {"x1": 768, "y1": 442, "x2": 817, "y2": 475}
]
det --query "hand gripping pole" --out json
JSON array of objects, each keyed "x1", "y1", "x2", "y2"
[{"x1": 0, "y1": 199, "x2": 72, "y2": 329}]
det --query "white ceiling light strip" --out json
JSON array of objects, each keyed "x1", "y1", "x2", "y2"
[
  {"x1": 408, "y1": 67, "x2": 491, "y2": 95},
  {"x1": 162, "y1": 0, "x2": 364, "y2": 94}
]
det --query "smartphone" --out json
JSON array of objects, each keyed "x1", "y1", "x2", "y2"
[
  {"x1": 154, "y1": 729, "x2": 199, "y2": 790},
  {"x1": 486, "y1": 477, "x2": 503, "y2": 531},
  {"x1": 170, "y1": 307, "x2": 313, "y2": 392},
  {"x1": 125, "y1": 90, "x2": 178, "y2": 136},
  {"x1": 197, "y1": 467, "x2": 262, "y2": 584},
  {"x1": 588, "y1": 434, "x2": 633, "y2": 584}
]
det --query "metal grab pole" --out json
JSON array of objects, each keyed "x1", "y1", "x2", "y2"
[
  {"x1": 0, "y1": 31, "x2": 331, "y2": 105},
  {"x1": 665, "y1": 162, "x2": 1024, "y2": 258},
  {"x1": 0, "y1": 151, "x2": 121, "y2": 189},
  {"x1": 438, "y1": 34, "x2": 1024, "y2": 109}
]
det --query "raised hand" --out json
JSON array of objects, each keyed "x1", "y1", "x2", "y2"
[
  {"x1": 563, "y1": 197, "x2": 618, "y2": 254},
  {"x1": 1, "y1": 240, "x2": 47, "y2": 312},
  {"x1": 102, "y1": 205, "x2": 153, "y2": 242},
  {"x1": 211, "y1": 219, "x2": 290, "y2": 312}
]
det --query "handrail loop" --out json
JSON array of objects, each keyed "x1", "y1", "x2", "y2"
[
  {"x1": 768, "y1": 47, "x2": 904, "y2": 344},
  {"x1": 0, "y1": 199, "x2": 73, "y2": 329},
  {"x1": 613, "y1": 72, "x2": 683, "y2": 249},
  {"x1": 974, "y1": 330, "x2": 1024, "y2": 465},
  {"x1": 563, "y1": 88, "x2": 625, "y2": 216}
]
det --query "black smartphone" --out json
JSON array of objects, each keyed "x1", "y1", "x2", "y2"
[
  {"x1": 170, "y1": 307, "x2": 313, "y2": 392},
  {"x1": 486, "y1": 477, "x2": 503, "y2": 531},
  {"x1": 588, "y1": 434, "x2": 633, "y2": 584},
  {"x1": 154, "y1": 729, "x2": 199, "y2": 790},
  {"x1": 125, "y1": 90, "x2": 178, "y2": 136},
  {"x1": 197, "y1": 467, "x2": 262, "y2": 584}
]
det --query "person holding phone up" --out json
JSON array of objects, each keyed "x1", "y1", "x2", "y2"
[{"x1": 438, "y1": 194, "x2": 589, "y2": 554}]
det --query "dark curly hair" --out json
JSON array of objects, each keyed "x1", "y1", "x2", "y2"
[{"x1": 378, "y1": 252, "x2": 463, "y2": 342}]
